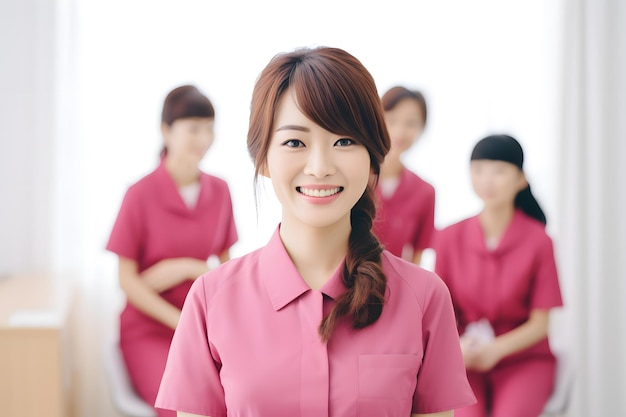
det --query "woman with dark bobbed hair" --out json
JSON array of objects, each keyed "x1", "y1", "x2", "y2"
[
  {"x1": 156, "y1": 47, "x2": 475, "y2": 417},
  {"x1": 106, "y1": 85, "x2": 238, "y2": 417},
  {"x1": 434, "y1": 134, "x2": 563, "y2": 417},
  {"x1": 374, "y1": 86, "x2": 436, "y2": 265}
]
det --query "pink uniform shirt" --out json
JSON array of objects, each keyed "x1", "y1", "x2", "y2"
[
  {"x1": 434, "y1": 209, "x2": 563, "y2": 363},
  {"x1": 106, "y1": 160, "x2": 239, "y2": 326},
  {"x1": 373, "y1": 167, "x2": 436, "y2": 259},
  {"x1": 156, "y1": 227, "x2": 476, "y2": 417}
]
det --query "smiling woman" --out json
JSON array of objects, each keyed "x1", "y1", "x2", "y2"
[
  {"x1": 154, "y1": 45, "x2": 476, "y2": 417},
  {"x1": 105, "y1": 85, "x2": 239, "y2": 417},
  {"x1": 3, "y1": 1, "x2": 626, "y2": 417},
  {"x1": 0, "y1": 1, "x2": 573, "y2": 416}
]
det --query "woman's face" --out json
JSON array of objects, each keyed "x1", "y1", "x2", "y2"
[
  {"x1": 384, "y1": 98, "x2": 425, "y2": 157},
  {"x1": 264, "y1": 89, "x2": 371, "y2": 230},
  {"x1": 470, "y1": 160, "x2": 527, "y2": 209},
  {"x1": 162, "y1": 117, "x2": 214, "y2": 165}
]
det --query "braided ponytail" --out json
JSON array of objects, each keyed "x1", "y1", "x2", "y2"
[{"x1": 319, "y1": 185, "x2": 386, "y2": 341}]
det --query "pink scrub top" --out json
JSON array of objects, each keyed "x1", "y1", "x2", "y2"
[
  {"x1": 433, "y1": 209, "x2": 563, "y2": 364},
  {"x1": 374, "y1": 167, "x2": 436, "y2": 259},
  {"x1": 155, "y1": 227, "x2": 476, "y2": 417},
  {"x1": 106, "y1": 161, "x2": 239, "y2": 329}
]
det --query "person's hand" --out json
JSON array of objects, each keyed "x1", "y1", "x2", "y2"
[
  {"x1": 464, "y1": 340, "x2": 504, "y2": 372},
  {"x1": 185, "y1": 258, "x2": 210, "y2": 279},
  {"x1": 141, "y1": 258, "x2": 209, "y2": 292}
]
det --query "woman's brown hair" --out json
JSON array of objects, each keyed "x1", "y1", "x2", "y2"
[
  {"x1": 160, "y1": 85, "x2": 215, "y2": 157},
  {"x1": 381, "y1": 86, "x2": 428, "y2": 126},
  {"x1": 247, "y1": 46, "x2": 391, "y2": 341}
]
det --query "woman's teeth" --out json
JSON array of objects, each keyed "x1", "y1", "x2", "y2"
[{"x1": 298, "y1": 187, "x2": 342, "y2": 197}]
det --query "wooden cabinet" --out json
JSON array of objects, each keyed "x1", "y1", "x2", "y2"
[{"x1": 0, "y1": 274, "x2": 75, "y2": 417}]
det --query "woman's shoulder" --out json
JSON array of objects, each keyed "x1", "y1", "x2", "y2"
[
  {"x1": 200, "y1": 171, "x2": 234, "y2": 194},
  {"x1": 201, "y1": 171, "x2": 229, "y2": 186},
  {"x1": 382, "y1": 251, "x2": 451, "y2": 306},
  {"x1": 195, "y1": 248, "x2": 264, "y2": 300},
  {"x1": 119, "y1": 166, "x2": 163, "y2": 203},
  {"x1": 514, "y1": 210, "x2": 553, "y2": 243},
  {"x1": 437, "y1": 216, "x2": 476, "y2": 239},
  {"x1": 402, "y1": 167, "x2": 435, "y2": 194},
  {"x1": 516, "y1": 209, "x2": 547, "y2": 229}
]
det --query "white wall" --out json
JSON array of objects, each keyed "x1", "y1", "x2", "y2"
[{"x1": 73, "y1": 0, "x2": 562, "y2": 265}]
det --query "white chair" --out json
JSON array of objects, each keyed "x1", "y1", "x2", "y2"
[
  {"x1": 540, "y1": 343, "x2": 575, "y2": 417},
  {"x1": 103, "y1": 335, "x2": 157, "y2": 417}
]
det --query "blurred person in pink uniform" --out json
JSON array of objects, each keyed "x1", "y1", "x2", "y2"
[
  {"x1": 106, "y1": 85, "x2": 239, "y2": 417},
  {"x1": 155, "y1": 46, "x2": 475, "y2": 417},
  {"x1": 434, "y1": 134, "x2": 563, "y2": 417},
  {"x1": 373, "y1": 86, "x2": 436, "y2": 265}
]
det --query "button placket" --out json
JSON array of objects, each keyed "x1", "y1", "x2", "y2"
[{"x1": 298, "y1": 290, "x2": 329, "y2": 417}]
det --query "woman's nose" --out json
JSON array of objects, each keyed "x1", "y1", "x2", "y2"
[{"x1": 303, "y1": 147, "x2": 336, "y2": 178}]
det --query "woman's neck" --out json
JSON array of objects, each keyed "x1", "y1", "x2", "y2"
[
  {"x1": 279, "y1": 219, "x2": 350, "y2": 290},
  {"x1": 479, "y1": 205, "x2": 515, "y2": 241},
  {"x1": 380, "y1": 154, "x2": 404, "y2": 179},
  {"x1": 164, "y1": 156, "x2": 200, "y2": 187}
]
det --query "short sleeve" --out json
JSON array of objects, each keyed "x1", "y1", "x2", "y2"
[
  {"x1": 531, "y1": 236, "x2": 563, "y2": 309},
  {"x1": 106, "y1": 187, "x2": 143, "y2": 261},
  {"x1": 413, "y1": 277, "x2": 476, "y2": 413},
  {"x1": 155, "y1": 277, "x2": 227, "y2": 417},
  {"x1": 413, "y1": 186, "x2": 436, "y2": 251}
]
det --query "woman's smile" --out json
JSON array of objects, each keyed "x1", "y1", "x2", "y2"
[{"x1": 296, "y1": 185, "x2": 344, "y2": 205}]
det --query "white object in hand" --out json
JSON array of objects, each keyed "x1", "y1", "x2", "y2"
[{"x1": 463, "y1": 318, "x2": 495, "y2": 346}]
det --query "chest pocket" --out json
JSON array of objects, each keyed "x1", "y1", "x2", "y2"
[{"x1": 358, "y1": 354, "x2": 421, "y2": 417}]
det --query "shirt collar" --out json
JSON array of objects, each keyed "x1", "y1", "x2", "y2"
[
  {"x1": 154, "y1": 160, "x2": 182, "y2": 211},
  {"x1": 320, "y1": 262, "x2": 347, "y2": 300},
  {"x1": 469, "y1": 209, "x2": 525, "y2": 255},
  {"x1": 259, "y1": 226, "x2": 347, "y2": 311},
  {"x1": 155, "y1": 159, "x2": 209, "y2": 212}
]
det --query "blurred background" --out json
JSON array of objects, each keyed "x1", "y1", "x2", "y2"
[{"x1": 0, "y1": 0, "x2": 624, "y2": 416}]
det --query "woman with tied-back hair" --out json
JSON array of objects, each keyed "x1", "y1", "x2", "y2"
[
  {"x1": 374, "y1": 86, "x2": 436, "y2": 265},
  {"x1": 155, "y1": 46, "x2": 475, "y2": 417},
  {"x1": 433, "y1": 134, "x2": 563, "y2": 417},
  {"x1": 106, "y1": 85, "x2": 238, "y2": 417}
]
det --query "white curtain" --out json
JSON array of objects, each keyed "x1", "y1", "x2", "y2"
[
  {"x1": 0, "y1": 0, "x2": 57, "y2": 274},
  {"x1": 556, "y1": 0, "x2": 626, "y2": 415}
]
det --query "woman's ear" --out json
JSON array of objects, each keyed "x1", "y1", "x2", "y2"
[
  {"x1": 519, "y1": 172, "x2": 529, "y2": 191},
  {"x1": 367, "y1": 170, "x2": 378, "y2": 189}
]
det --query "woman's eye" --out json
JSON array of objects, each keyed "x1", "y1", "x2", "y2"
[
  {"x1": 283, "y1": 139, "x2": 304, "y2": 148},
  {"x1": 335, "y1": 138, "x2": 356, "y2": 147}
]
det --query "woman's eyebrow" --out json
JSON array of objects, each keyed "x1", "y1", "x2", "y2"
[{"x1": 275, "y1": 124, "x2": 310, "y2": 132}]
